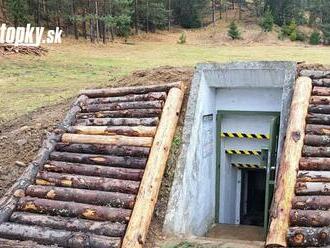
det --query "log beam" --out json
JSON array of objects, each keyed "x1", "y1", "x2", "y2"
[
  {"x1": 303, "y1": 146, "x2": 330, "y2": 157},
  {"x1": 76, "y1": 117, "x2": 159, "y2": 126},
  {"x1": 290, "y1": 209, "x2": 330, "y2": 227},
  {"x1": 312, "y1": 86, "x2": 330, "y2": 96},
  {"x1": 307, "y1": 113, "x2": 330, "y2": 125},
  {"x1": 68, "y1": 126, "x2": 156, "y2": 137},
  {"x1": 61, "y1": 134, "x2": 153, "y2": 147},
  {"x1": 292, "y1": 196, "x2": 330, "y2": 210},
  {"x1": 297, "y1": 170, "x2": 330, "y2": 182},
  {"x1": 313, "y1": 78, "x2": 330, "y2": 87},
  {"x1": 306, "y1": 124, "x2": 330, "y2": 135},
  {"x1": 310, "y1": 96, "x2": 330, "y2": 105},
  {"x1": 304, "y1": 135, "x2": 330, "y2": 146},
  {"x1": 287, "y1": 227, "x2": 330, "y2": 247},
  {"x1": 82, "y1": 101, "x2": 163, "y2": 112},
  {"x1": 10, "y1": 212, "x2": 126, "y2": 237},
  {"x1": 76, "y1": 109, "x2": 162, "y2": 119},
  {"x1": 266, "y1": 77, "x2": 312, "y2": 247},
  {"x1": 122, "y1": 87, "x2": 184, "y2": 247},
  {"x1": 296, "y1": 182, "x2": 330, "y2": 195},
  {"x1": 300, "y1": 157, "x2": 330, "y2": 171}
]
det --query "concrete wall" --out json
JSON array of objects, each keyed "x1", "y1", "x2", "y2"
[{"x1": 163, "y1": 62, "x2": 296, "y2": 236}]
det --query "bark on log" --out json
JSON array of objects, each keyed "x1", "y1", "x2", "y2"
[
  {"x1": 313, "y1": 78, "x2": 330, "y2": 87},
  {"x1": 0, "y1": 222, "x2": 121, "y2": 248},
  {"x1": 287, "y1": 227, "x2": 330, "y2": 247},
  {"x1": 44, "y1": 161, "x2": 143, "y2": 181},
  {"x1": 300, "y1": 70, "x2": 330, "y2": 79},
  {"x1": 10, "y1": 212, "x2": 126, "y2": 237},
  {"x1": 296, "y1": 182, "x2": 330, "y2": 195},
  {"x1": 76, "y1": 117, "x2": 159, "y2": 127},
  {"x1": 308, "y1": 105, "x2": 330, "y2": 114},
  {"x1": 86, "y1": 92, "x2": 167, "y2": 105},
  {"x1": 300, "y1": 157, "x2": 330, "y2": 171},
  {"x1": 50, "y1": 151, "x2": 147, "y2": 169},
  {"x1": 0, "y1": 238, "x2": 49, "y2": 248},
  {"x1": 312, "y1": 86, "x2": 330, "y2": 96},
  {"x1": 26, "y1": 185, "x2": 136, "y2": 209},
  {"x1": 36, "y1": 171, "x2": 140, "y2": 194},
  {"x1": 80, "y1": 82, "x2": 184, "y2": 97},
  {"x1": 122, "y1": 87, "x2": 184, "y2": 248},
  {"x1": 303, "y1": 146, "x2": 330, "y2": 157},
  {"x1": 68, "y1": 126, "x2": 156, "y2": 137},
  {"x1": 55, "y1": 142, "x2": 150, "y2": 157},
  {"x1": 307, "y1": 113, "x2": 330, "y2": 125},
  {"x1": 83, "y1": 101, "x2": 163, "y2": 112},
  {"x1": 61, "y1": 134, "x2": 153, "y2": 147},
  {"x1": 17, "y1": 196, "x2": 131, "y2": 223},
  {"x1": 0, "y1": 133, "x2": 59, "y2": 224},
  {"x1": 292, "y1": 196, "x2": 330, "y2": 210},
  {"x1": 306, "y1": 124, "x2": 330, "y2": 135},
  {"x1": 290, "y1": 209, "x2": 330, "y2": 227},
  {"x1": 266, "y1": 77, "x2": 312, "y2": 247},
  {"x1": 310, "y1": 96, "x2": 330, "y2": 105},
  {"x1": 305, "y1": 135, "x2": 330, "y2": 146},
  {"x1": 297, "y1": 170, "x2": 330, "y2": 182},
  {"x1": 76, "y1": 109, "x2": 162, "y2": 119}
]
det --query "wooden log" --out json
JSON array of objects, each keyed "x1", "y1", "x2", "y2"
[
  {"x1": 306, "y1": 124, "x2": 330, "y2": 135},
  {"x1": 68, "y1": 125, "x2": 156, "y2": 137},
  {"x1": 26, "y1": 185, "x2": 136, "y2": 209},
  {"x1": 292, "y1": 196, "x2": 330, "y2": 210},
  {"x1": 36, "y1": 171, "x2": 140, "y2": 194},
  {"x1": 0, "y1": 133, "x2": 59, "y2": 224},
  {"x1": 76, "y1": 117, "x2": 159, "y2": 127},
  {"x1": 86, "y1": 92, "x2": 167, "y2": 105},
  {"x1": 17, "y1": 196, "x2": 131, "y2": 223},
  {"x1": 303, "y1": 146, "x2": 330, "y2": 157},
  {"x1": 287, "y1": 227, "x2": 330, "y2": 247},
  {"x1": 50, "y1": 151, "x2": 147, "y2": 169},
  {"x1": 266, "y1": 77, "x2": 312, "y2": 247},
  {"x1": 55, "y1": 142, "x2": 150, "y2": 157},
  {"x1": 61, "y1": 133, "x2": 153, "y2": 147},
  {"x1": 44, "y1": 161, "x2": 143, "y2": 181},
  {"x1": 309, "y1": 105, "x2": 330, "y2": 114},
  {"x1": 297, "y1": 170, "x2": 330, "y2": 182},
  {"x1": 80, "y1": 82, "x2": 184, "y2": 97},
  {"x1": 76, "y1": 109, "x2": 162, "y2": 119},
  {"x1": 312, "y1": 86, "x2": 330, "y2": 96},
  {"x1": 300, "y1": 70, "x2": 330, "y2": 79},
  {"x1": 0, "y1": 222, "x2": 121, "y2": 248},
  {"x1": 305, "y1": 135, "x2": 330, "y2": 146},
  {"x1": 290, "y1": 209, "x2": 330, "y2": 227},
  {"x1": 10, "y1": 212, "x2": 126, "y2": 237},
  {"x1": 83, "y1": 101, "x2": 164, "y2": 112},
  {"x1": 296, "y1": 182, "x2": 330, "y2": 195},
  {"x1": 122, "y1": 87, "x2": 184, "y2": 247},
  {"x1": 0, "y1": 238, "x2": 49, "y2": 248},
  {"x1": 310, "y1": 96, "x2": 330, "y2": 105},
  {"x1": 307, "y1": 113, "x2": 330, "y2": 125},
  {"x1": 313, "y1": 78, "x2": 330, "y2": 87},
  {"x1": 300, "y1": 157, "x2": 330, "y2": 171}
]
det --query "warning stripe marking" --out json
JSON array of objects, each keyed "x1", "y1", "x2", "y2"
[
  {"x1": 231, "y1": 163, "x2": 266, "y2": 169},
  {"x1": 221, "y1": 132, "x2": 270, "y2": 140},
  {"x1": 225, "y1": 149, "x2": 261, "y2": 155}
]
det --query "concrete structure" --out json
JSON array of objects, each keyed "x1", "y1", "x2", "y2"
[{"x1": 163, "y1": 62, "x2": 296, "y2": 236}]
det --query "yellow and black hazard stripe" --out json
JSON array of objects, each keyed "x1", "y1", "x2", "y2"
[
  {"x1": 231, "y1": 163, "x2": 265, "y2": 169},
  {"x1": 225, "y1": 149, "x2": 261, "y2": 155},
  {"x1": 221, "y1": 132, "x2": 270, "y2": 140}
]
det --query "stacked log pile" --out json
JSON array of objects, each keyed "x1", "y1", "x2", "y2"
[
  {"x1": 0, "y1": 45, "x2": 48, "y2": 56},
  {"x1": 287, "y1": 70, "x2": 330, "y2": 247},
  {"x1": 0, "y1": 82, "x2": 185, "y2": 248}
]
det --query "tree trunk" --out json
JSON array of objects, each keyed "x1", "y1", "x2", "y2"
[
  {"x1": 68, "y1": 125, "x2": 156, "y2": 137},
  {"x1": 82, "y1": 101, "x2": 163, "y2": 112},
  {"x1": 36, "y1": 171, "x2": 140, "y2": 194},
  {"x1": 61, "y1": 133, "x2": 153, "y2": 147},
  {"x1": 76, "y1": 109, "x2": 162, "y2": 119},
  {"x1": 266, "y1": 77, "x2": 312, "y2": 247},
  {"x1": 76, "y1": 117, "x2": 159, "y2": 127},
  {"x1": 26, "y1": 185, "x2": 135, "y2": 209},
  {"x1": 135, "y1": 0, "x2": 138, "y2": 34},
  {"x1": 292, "y1": 195, "x2": 330, "y2": 210},
  {"x1": 307, "y1": 113, "x2": 330, "y2": 125},
  {"x1": 296, "y1": 182, "x2": 330, "y2": 195},
  {"x1": 50, "y1": 151, "x2": 147, "y2": 169},
  {"x1": 300, "y1": 157, "x2": 330, "y2": 171},
  {"x1": 82, "y1": 8, "x2": 87, "y2": 39},
  {"x1": 297, "y1": 170, "x2": 330, "y2": 182},
  {"x1": 55, "y1": 143, "x2": 150, "y2": 157},
  {"x1": 304, "y1": 135, "x2": 330, "y2": 146},
  {"x1": 290, "y1": 209, "x2": 330, "y2": 227},
  {"x1": 72, "y1": 0, "x2": 78, "y2": 40},
  {"x1": 122, "y1": 87, "x2": 184, "y2": 247},
  {"x1": 43, "y1": 161, "x2": 144, "y2": 181},
  {"x1": 0, "y1": 222, "x2": 121, "y2": 248},
  {"x1": 287, "y1": 227, "x2": 330, "y2": 247},
  {"x1": 95, "y1": 0, "x2": 99, "y2": 42},
  {"x1": 10, "y1": 212, "x2": 126, "y2": 237},
  {"x1": 306, "y1": 124, "x2": 330, "y2": 135}
]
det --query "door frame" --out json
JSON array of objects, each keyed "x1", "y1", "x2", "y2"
[{"x1": 215, "y1": 110, "x2": 280, "y2": 226}]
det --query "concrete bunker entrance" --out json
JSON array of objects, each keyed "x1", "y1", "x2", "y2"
[{"x1": 164, "y1": 62, "x2": 297, "y2": 242}]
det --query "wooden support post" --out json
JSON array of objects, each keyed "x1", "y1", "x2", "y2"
[
  {"x1": 266, "y1": 77, "x2": 312, "y2": 247},
  {"x1": 122, "y1": 87, "x2": 184, "y2": 247}
]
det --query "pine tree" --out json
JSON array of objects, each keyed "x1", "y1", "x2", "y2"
[
  {"x1": 6, "y1": 0, "x2": 28, "y2": 26},
  {"x1": 227, "y1": 21, "x2": 240, "y2": 40},
  {"x1": 260, "y1": 7, "x2": 274, "y2": 32}
]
